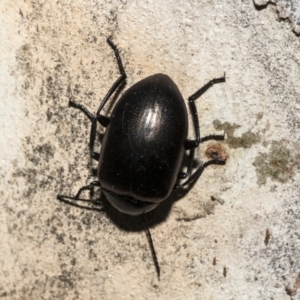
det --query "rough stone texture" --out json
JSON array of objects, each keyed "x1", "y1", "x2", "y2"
[
  {"x1": 1, "y1": 1, "x2": 300, "y2": 299},
  {"x1": 254, "y1": 0, "x2": 300, "y2": 34}
]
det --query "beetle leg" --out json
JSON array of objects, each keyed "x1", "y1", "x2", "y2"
[
  {"x1": 185, "y1": 75, "x2": 226, "y2": 150},
  {"x1": 200, "y1": 133, "x2": 225, "y2": 143},
  {"x1": 69, "y1": 101, "x2": 95, "y2": 120},
  {"x1": 57, "y1": 181, "x2": 104, "y2": 211},
  {"x1": 141, "y1": 215, "x2": 160, "y2": 280},
  {"x1": 69, "y1": 101, "x2": 100, "y2": 161},
  {"x1": 73, "y1": 181, "x2": 101, "y2": 198},
  {"x1": 173, "y1": 158, "x2": 226, "y2": 190},
  {"x1": 177, "y1": 148, "x2": 195, "y2": 179},
  {"x1": 96, "y1": 37, "x2": 127, "y2": 124},
  {"x1": 178, "y1": 133, "x2": 225, "y2": 180},
  {"x1": 57, "y1": 196, "x2": 104, "y2": 212}
]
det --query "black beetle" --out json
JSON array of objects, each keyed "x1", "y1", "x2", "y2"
[{"x1": 57, "y1": 37, "x2": 226, "y2": 278}]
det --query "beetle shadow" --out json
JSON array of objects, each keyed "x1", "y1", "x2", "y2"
[{"x1": 100, "y1": 188, "x2": 193, "y2": 233}]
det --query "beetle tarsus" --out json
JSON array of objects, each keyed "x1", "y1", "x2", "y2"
[
  {"x1": 96, "y1": 38, "x2": 127, "y2": 117},
  {"x1": 57, "y1": 194, "x2": 105, "y2": 212},
  {"x1": 76, "y1": 181, "x2": 101, "y2": 197},
  {"x1": 69, "y1": 101, "x2": 95, "y2": 121},
  {"x1": 180, "y1": 75, "x2": 226, "y2": 186},
  {"x1": 199, "y1": 133, "x2": 225, "y2": 143},
  {"x1": 57, "y1": 181, "x2": 102, "y2": 210},
  {"x1": 68, "y1": 101, "x2": 100, "y2": 161},
  {"x1": 174, "y1": 158, "x2": 226, "y2": 190},
  {"x1": 142, "y1": 215, "x2": 160, "y2": 280},
  {"x1": 187, "y1": 75, "x2": 226, "y2": 150}
]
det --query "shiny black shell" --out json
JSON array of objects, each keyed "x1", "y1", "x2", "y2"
[{"x1": 98, "y1": 73, "x2": 188, "y2": 203}]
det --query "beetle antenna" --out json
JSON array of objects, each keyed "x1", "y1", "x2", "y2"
[{"x1": 141, "y1": 214, "x2": 160, "y2": 280}]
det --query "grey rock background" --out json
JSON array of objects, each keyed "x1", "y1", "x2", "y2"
[
  {"x1": 0, "y1": 1, "x2": 300, "y2": 299},
  {"x1": 254, "y1": 0, "x2": 300, "y2": 34}
]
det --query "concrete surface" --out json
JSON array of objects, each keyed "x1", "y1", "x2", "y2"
[{"x1": 1, "y1": 1, "x2": 300, "y2": 299}]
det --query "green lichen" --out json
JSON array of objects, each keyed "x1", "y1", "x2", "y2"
[
  {"x1": 253, "y1": 141, "x2": 300, "y2": 185},
  {"x1": 213, "y1": 120, "x2": 260, "y2": 149},
  {"x1": 213, "y1": 120, "x2": 299, "y2": 185}
]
